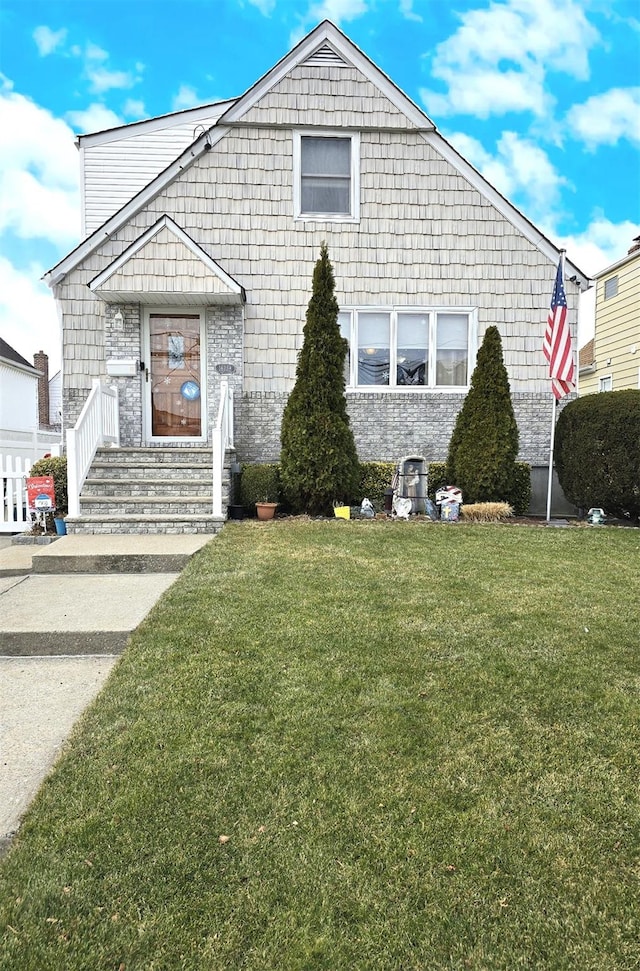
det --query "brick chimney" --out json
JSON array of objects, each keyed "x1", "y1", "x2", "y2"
[{"x1": 33, "y1": 350, "x2": 50, "y2": 428}]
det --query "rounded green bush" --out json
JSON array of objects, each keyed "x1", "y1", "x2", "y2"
[
  {"x1": 29, "y1": 455, "x2": 68, "y2": 515},
  {"x1": 555, "y1": 390, "x2": 640, "y2": 521}
]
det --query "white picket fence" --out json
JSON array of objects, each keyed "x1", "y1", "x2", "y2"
[{"x1": 0, "y1": 433, "x2": 62, "y2": 533}]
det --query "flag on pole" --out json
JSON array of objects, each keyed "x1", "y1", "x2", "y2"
[{"x1": 543, "y1": 255, "x2": 575, "y2": 400}]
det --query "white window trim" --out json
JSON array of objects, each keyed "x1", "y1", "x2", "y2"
[
  {"x1": 293, "y1": 129, "x2": 360, "y2": 223},
  {"x1": 340, "y1": 306, "x2": 478, "y2": 392},
  {"x1": 599, "y1": 374, "x2": 613, "y2": 392}
]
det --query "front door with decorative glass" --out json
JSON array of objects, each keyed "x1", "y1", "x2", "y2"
[{"x1": 143, "y1": 312, "x2": 206, "y2": 442}]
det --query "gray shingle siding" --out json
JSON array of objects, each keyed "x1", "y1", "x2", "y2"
[{"x1": 57, "y1": 54, "x2": 578, "y2": 469}]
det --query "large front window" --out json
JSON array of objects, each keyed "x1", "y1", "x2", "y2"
[{"x1": 339, "y1": 308, "x2": 475, "y2": 388}]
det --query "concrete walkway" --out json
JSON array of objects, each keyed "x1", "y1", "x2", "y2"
[{"x1": 0, "y1": 531, "x2": 213, "y2": 852}]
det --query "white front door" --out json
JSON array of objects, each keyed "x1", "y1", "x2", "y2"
[{"x1": 143, "y1": 310, "x2": 206, "y2": 443}]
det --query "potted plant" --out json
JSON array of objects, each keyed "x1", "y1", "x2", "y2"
[
  {"x1": 255, "y1": 497, "x2": 278, "y2": 521},
  {"x1": 239, "y1": 463, "x2": 281, "y2": 520}
]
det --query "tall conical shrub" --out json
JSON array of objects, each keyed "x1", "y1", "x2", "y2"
[
  {"x1": 280, "y1": 243, "x2": 360, "y2": 514},
  {"x1": 445, "y1": 325, "x2": 519, "y2": 503}
]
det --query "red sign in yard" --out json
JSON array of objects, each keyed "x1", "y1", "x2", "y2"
[{"x1": 26, "y1": 476, "x2": 56, "y2": 512}]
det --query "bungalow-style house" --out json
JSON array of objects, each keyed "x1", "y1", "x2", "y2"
[
  {"x1": 44, "y1": 20, "x2": 588, "y2": 533},
  {"x1": 579, "y1": 238, "x2": 640, "y2": 395}
]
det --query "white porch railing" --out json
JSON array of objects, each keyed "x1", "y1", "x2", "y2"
[
  {"x1": 212, "y1": 380, "x2": 234, "y2": 517},
  {"x1": 0, "y1": 432, "x2": 63, "y2": 533},
  {"x1": 67, "y1": 380, "x2": 120, "y2": 518}
]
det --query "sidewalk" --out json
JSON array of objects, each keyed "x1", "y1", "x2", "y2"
[{"x1": 0, "y1": 531, "x2": 212, "y2": 853}]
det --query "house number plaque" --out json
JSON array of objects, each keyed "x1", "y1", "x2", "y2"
[{"x1": 215, "y1": 364, "x2": 236, "y2": 374}]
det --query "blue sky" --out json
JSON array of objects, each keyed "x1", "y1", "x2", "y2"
[{"x1": 1, "y1": 0, "x2": 639, "y2": 373}]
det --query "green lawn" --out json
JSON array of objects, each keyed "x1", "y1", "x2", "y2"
[{"x1": 1, "y1": 520, "x2": 639, "y2": 970}]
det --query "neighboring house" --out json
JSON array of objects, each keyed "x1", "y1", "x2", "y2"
[
  {"x1": 579, "y1": 238, "x2": 640, "y2": 395},
  {"x1": 0, "y1": 341, "x2": 61, "y2": 532},
  {"x1": 44, "y1": 20, "x2": 588, "y2": 531},
  {"x1": 0, "y1": 338, "x2": 40, "y2": 435}
]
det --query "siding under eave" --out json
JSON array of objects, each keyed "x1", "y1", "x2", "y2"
[{"x1": 82, "y1": 112, "x2": 225, "y2": 236}]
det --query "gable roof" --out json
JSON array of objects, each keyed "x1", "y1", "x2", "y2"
[
  {"x1": 88, "y1": 215, "x2": 245, "y2": 305},
  {"x1": 218, "y1": 20, "x2": 435, "y2": 132},
  {"x1": 0, "y1": 337, "x2": 39, "y2": 375},
  {"x1": 75, "y1": 99, "x2": 237, "y2": 149},
  {"x1": 44, "y1": 19, "x2": 589, "y2": 289}
]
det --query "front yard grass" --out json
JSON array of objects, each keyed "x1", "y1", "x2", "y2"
[{"x1": 1, "y1": 520, "x2": 639, "y2": 970}]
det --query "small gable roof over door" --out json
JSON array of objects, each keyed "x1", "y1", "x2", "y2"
[{"x1": 88, "y1": 215, "x2": 246, "y2": 306}]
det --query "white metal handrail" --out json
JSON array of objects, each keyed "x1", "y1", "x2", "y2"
[
  {"x1": 67, "y1": 379, "x2": 120, "y2": 517},
  {"x1": 212, "y1": 380, "x2": 234, "y2": 517}
]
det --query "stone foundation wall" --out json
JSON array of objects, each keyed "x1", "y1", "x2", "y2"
[{"x1": 235, "y1": 390, "x2": 567, "y2": 466}]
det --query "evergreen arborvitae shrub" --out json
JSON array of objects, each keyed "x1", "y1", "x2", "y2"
[
  {"x1": 445, "y1": 326, "x2": 519, "y2": 504},
  {"x1": 555, "y1": 390, "x2": 640, "y2": 521},
  {"x1": 280, "y1": 243, "x2": 360, "y2": 514}
]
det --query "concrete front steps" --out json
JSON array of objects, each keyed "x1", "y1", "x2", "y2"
[{"x1": 66, "y1": 446, "x2": 231, "y2": 535}]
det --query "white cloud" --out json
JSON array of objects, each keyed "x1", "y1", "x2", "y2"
[
  {"x1": 399, "y1": 0, "x2": 422, "y2": 23},
  {"x1": 86, "y1": 65, "x2": 139, "y2": 94},
  {"x1": 33, "y1": 25, "x2": 67, "y2": 56},
  {"x1": 0, "y1": 85, "x2": 79, "y2": 374},
  {"x1": 307, "y1": 0, "x2": 368, "y2": 20},
  {"x1": 422, "y1": 68, "x2": 548, "y2": 120},
  {"x1": 1, "y1": 170, "x2": 78, "y2": 243},
  {"x1": 123, "y1": 99, "x2": 146, "y2": 120},
  {"x1": 78, "y1": 42, "x2": 143, "y2": 94},
  {"x1": 446, "y1": 129, "x2": 568, "y2": 217},
  {"x1": 172, "y1": 85, "x2": 199, "y2": 111},
  {"x1": 246, "y1": 0, "x2": 277, "y2": 13},
  {"x1": 567, "y1": 87, "x2": 640, "y2": 148},
  {"x1": 291, "y1": 0, "x2": 368, "y2": 45},
  {"x1": 421, "y1": 0, "x2": 600, "y2": 117},
  {"x1": 0, "y1": 87, "x2": 79, "y2": 245},
  {"x1": 554, "y1": 216, "x2": 639, "y2": 279},
  {"x1": 0, "y1": 257, "x2": 62, "y2": 373},
  {"x1": 66, "y1": 103, "x2": 123, "y2": 134},
  {"x1": 85, "y1": 42, "x2": 108, "y2": 63}
]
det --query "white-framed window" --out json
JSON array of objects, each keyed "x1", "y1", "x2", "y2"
[
  {"x1": 604, "y1": 276, "x2": 619, "y2": 300},
  {"x1": 338, "y1": 308, "x2": 477, "y2": 389},
  {"x1": 599, "y1": 375, "x2": 613, "y2": 392},
  {"x1": 293, "y1": 131, "x2": 360, "y2": 221}
]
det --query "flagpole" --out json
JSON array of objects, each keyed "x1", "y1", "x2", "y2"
[
  {"x1": 545, "y1": 250, "x2": 566, "y2": 523},
  {"x1": 546, "y1": 395, "x2": 557, "y2": 522}
]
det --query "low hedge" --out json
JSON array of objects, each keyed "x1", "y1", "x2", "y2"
[
  {"x1": 29, "y1": 455, "x2": 68, "y2": 515},
  {"x1": 238, "y1": 459, "x2": 531, "y2": 516},
  {"x1": 359, "y1": 462, "x2": 395, "y2": 509}
]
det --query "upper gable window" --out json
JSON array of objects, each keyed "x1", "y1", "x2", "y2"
[
  {"x1": 604, "y1": 276, "x2": 618, "y2": 300},
  {"x1": 294, "y1": 131, "x2": 360, "y2": 222}
]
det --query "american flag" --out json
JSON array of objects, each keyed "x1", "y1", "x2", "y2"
[{"x1": 543, "y1": 255, "x2": 575, "y2": 400}]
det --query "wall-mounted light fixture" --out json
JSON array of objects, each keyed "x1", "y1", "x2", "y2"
[
  {"x1": 193, "y1": 124, "x2": 212, "y2": 150},
  {"x1": 113, "y1": 308, "x2": 124, "y2": 329}
]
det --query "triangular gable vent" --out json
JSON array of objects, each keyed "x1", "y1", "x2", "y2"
[{"x1": 302, "y1": 43, "x2": 348, "y2": 68}]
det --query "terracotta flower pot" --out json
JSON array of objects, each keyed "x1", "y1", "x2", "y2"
[{"x1": 255, "y1": 502, "x2": 277, "y2": 521}]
